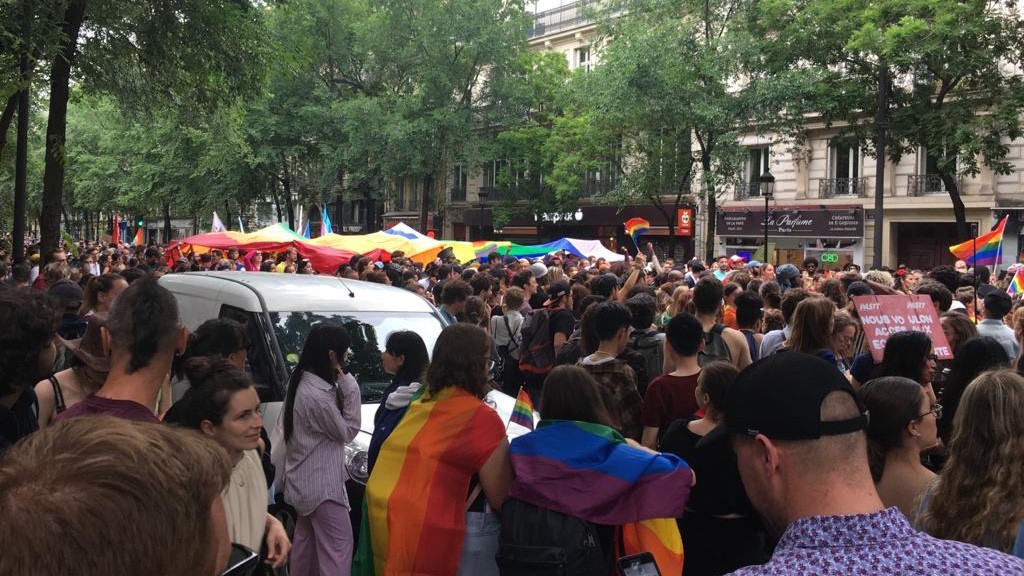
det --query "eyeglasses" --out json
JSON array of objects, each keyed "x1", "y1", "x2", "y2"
[{"x1": 917, "y1": 403, "x2": 943, "y2": 420}]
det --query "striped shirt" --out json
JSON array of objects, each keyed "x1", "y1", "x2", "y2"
[{"x1": 283, "y1": 370, "x2": 362, "y2": 516}]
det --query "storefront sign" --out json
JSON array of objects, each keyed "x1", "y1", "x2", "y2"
[
  {"x1": 677, "y1": 208, "x2": 694, "y2": 237},
  {"x1": 717, "y1": 208, "x2": 863, "y2": 238},
  {"x1": 853, "y1": 295, "x2": 952, "y2": 362}
]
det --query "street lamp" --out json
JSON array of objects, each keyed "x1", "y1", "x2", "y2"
[{"x1": 759, "y1": 170, "x2": 776, "y2": 265}]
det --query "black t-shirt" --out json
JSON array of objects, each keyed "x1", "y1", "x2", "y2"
[
  {"x1": 659, "y1": 416, "x2": 755, "y2": 518},
  {"x1": 548, "y1": 307, "x2": 575, "y2": 342},
  {"x1": 0, "y1": 387, "x2": 38, "y2": 455}
]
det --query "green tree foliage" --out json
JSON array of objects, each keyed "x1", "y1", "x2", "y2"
[{"x1": 761, "y1": 0, "x2": 1024, "y2": 245}]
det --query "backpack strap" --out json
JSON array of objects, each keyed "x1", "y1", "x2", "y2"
[
  {"x1": 49, "y1": 375, "x2": 67, "y2": 414},
  {"x1": 503, "y1": 315, "x2": 518, "y2": 341}
]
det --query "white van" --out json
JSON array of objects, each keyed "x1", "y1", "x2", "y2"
[{"x1": 159, "y1": 272, "x2": 524, "y2": 489}]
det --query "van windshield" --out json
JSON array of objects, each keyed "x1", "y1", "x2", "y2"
[{"x1": 269, "y1": 311, "x2": 444, "y2": 403}]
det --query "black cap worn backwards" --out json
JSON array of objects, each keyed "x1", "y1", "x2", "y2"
[{"x1": 726, "y1": 352, "x2": 869, "y2": 441}]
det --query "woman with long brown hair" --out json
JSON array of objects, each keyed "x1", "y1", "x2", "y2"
[
  {"x1": 918, "y1": 369, "x2": 1024, "y2": 558},
  {"x1": 782, "y1": 296, "x2": 839, "y2": 366}
]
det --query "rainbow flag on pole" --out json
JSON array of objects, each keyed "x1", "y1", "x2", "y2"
[
  {"x1": 1008, "y1": 267, "x2": 1024, "y2": 296},
  {"x1": 624, "y1": 217, "x2": 651, "y2": 241},
  {"x1": 361, "y1": 386, "x2": 505, "y2": 576},
  {"x1": 949, "y1": 215, "x2": 1009, "y2": 267},
  {"x1": 507, "y1": 420, "x2": 691, "y2": 573},
  {"x1": 509, "y1": 387, "x2": 535, "y2": 430}
]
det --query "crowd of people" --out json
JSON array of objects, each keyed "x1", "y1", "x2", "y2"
[{"x1": 0, "y1": 234, "x2": 1023, "y2": 576}]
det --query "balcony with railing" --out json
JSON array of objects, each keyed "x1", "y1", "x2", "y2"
[
  {"x1": 529, "y1": 0, "x2": 599, "y2": 39},
  {"x1": 733, "y1": 180, "x2": 765, "y2": 201},
  {"x1": 907, "y1": 174, "x2": 958, "y2": 197},
  {"x1": 819, "y1": 177, "x2": 867, "y2": 198}
]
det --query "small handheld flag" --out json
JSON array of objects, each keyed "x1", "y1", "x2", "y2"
[
  {"x1": 1008, "y1": 268, "x2": 1024, "y2": 296},
  {"x1": 302, "y1": 220, "x2": 311, "y2": 239},
  {"x1": 238, "y1": 216, "x2": 246, "y2": 234},
  {"x1": 132, "y1": 227, "x2": 144, "y2": 247},
  {"x1": 322, "y1": 205, "x2": 333, "y2": 237},
  {"x1": 949, "y1": 215, "x2": 1008, "y2": 267},
  {"x1": 211, "y1": 211, "x2": 227, "y2": 233},
  {"x1": 509, "y1": 388, "x2": 535, "y2": 430},
  {"x1": 624, "y1": 217, "x2": 651, "y2": 240}
]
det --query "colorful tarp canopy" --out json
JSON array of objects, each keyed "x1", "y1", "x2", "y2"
[{"x1": 172, "y1": 222, "x2": 623, "y2": 272}]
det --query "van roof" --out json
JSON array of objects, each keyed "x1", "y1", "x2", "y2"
[{"x1": 159, "y1": 272, "x2": 436, "y2": 314}]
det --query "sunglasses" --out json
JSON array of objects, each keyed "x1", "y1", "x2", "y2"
[{"x1": 221, "y1": 543, "x2": 259, "y2": 576}]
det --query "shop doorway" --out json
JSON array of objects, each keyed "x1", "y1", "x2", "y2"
[{"x1": 896, "y1": 222, "x2": 961, "y2": 270}]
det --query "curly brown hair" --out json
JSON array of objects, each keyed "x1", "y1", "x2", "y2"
[
  {"x1": 424, "y1": 323, "x2": 491, "y2": 399},
  {"x1": 919, "y1": 369, "x2": 1024, "y2": 552}
]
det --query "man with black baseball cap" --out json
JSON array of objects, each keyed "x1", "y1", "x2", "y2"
[{"x1": 724, "y1": 353, "x2": 1024, "y2": 575}]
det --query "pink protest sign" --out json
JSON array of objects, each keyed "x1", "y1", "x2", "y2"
[{"x1": 852, "y1": 295, "x2": 953, "y2": 363}]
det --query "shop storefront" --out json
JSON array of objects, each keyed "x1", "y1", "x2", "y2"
[
  {"x1": 716, "y1": 205, "x2": 865, "y2": 270},
  {"x1": 462, "y1": 203, "x2": 698, "y2": 258}
]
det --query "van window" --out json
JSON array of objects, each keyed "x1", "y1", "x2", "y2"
[
  {"x1": 269, "y1": 311, "x2": 444, "y2": 403},
  {"x1": 220, "y1": 305, "x2": 286, "y2": 402}
]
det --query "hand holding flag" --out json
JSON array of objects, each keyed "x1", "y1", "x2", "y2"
[{"x1": 509, "y1": 387, "x2": 535, "y2": 430}]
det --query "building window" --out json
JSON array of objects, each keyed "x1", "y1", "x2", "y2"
[
  {"x1": 576, "y1": 47, "x2": 591, "y2": 71},
  {"x1": 746, "y1": 146, "x2": 770, "y2": 196},
  {"x1": 829, "y1": 141, "x2": 860, "y2": 180},
  {"x1": 452, "y1": 165, "x2": 467, "y2": 202},
  {"x1": 410, "y1": 180, "x2": 420, "y2": 209}
]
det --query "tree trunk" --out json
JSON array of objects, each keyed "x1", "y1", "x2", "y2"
[
  {"x1": 941, "y1": 173, "x2": 970, "y2": 239},
  {"x1": 40, "y1": 0, "x2": 87, "y2": 263},
  {"x1": 163, "y1": 202, "x2": 172, "y2": 242},
  {"x1": 12, "y1": 76, "x2": 29, "y2": 263},
  {"x1": 270, "y1": 177, "x2": 283, "y2": 223},
  {"x1": 702, "y1": 154, "x2": 716, "y2": 263},
  {"x1": 871, "y1": 64, "x2": 889, "y2": 270},
  {"x1": 224, "y1": 201, "x2": 232, "y2": 231},
  {"x1": 0, "y1": 93, "x2": 18, "y2": 162},
  {"x1": 420, "y1": 173, "x2": 433, "y2": 233},
  {"x1": 283, "y1": 163, "x2": 294, "y2": 230}
]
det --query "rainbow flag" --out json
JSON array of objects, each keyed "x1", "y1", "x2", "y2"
[
  {"x1": 509, "y1": 387, "x2": 535, "y2": 430},
  {"x1": 1008, "y1": 268, "x2": 1024, "y2": 296},
  {"x1": 618, "y1": 518, "x2": 684, "y2": 576},
  {"x1": 508, "y1": 421, "x2": 690, "y2": 573},
  {"x1": 949, "y1": 215, "x2": 1008, "y2": 267},
  {"x1": 361, "y1": 386, "x2": 505, "y2": 576},
  {"x1": 624, "y1": 217, "x2": 651, "y2": 240}
]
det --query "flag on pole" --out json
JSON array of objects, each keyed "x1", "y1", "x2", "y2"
[
  {"x1": 322, "y1": 205, "x2": 333, "y2": 237},
  {"x1": 111, "y1": 213, "x2": 121, "y2": 245},
  {"x1": 211, "y1": 211, "x2": 227, "y2": 233},
  {"x1": 238, "y1": 217, "x2": 245, "y2": 234},
  {"x1": 624, "y1": 217, "x2": 651, "y2": 242},
  {"x1": 132, "y1": 227, "x2": 145, "y2": 247},
  {"x1": 509, "y1": 387, "x2": 535, "y2": 430},
  {"x1": 949, "y1": 215, "x2": 1009, "y2": 267},
  {"x1": 302, "y1": 220, "x2": 311, "y2": 239},
  {"x1": 1008, "y1": 268, "x2": 1024, "y2": 296}
]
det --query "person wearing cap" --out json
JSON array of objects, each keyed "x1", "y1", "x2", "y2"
[
  {"x1": 729, "y1": 255, "x2": 747, "y2": 272},
  {"x1": 725, "y1": 353, "x2": 1024, "y2": 576},
  {"x1": 977, "y1": 291, "x2": 1018, "y2": 360},
  {"x1": 522, "y1": 281, "x2": 574, "y2": 404},
  {"x1": 774, "y1": 263, "x2": 801, "y2": 290},
  {"x1": 528, "y1": 261, "x2": 550, "y2": 309},
  {"x1": 744, "y1": 260, "x2": 762, "y2": 278},
  {"x1": 48, "y1": 275, "x2": 87, "y2": 342}
]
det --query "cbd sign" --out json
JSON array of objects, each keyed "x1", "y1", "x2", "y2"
[
  {"x1": 677, "y1": 208, "x2": 694, "y2": 237},
  {"x1": 820, "y1": 252, "x2": 840, "y2": 263}
]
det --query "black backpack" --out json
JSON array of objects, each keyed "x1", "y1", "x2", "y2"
[
  {"x1": 698, "y1": 323, "x2": 733, "y2": 367},
  {"x1": 496, "y1": 499, "x2": 610, "y2": 576},
  {"x1": 518, "y1": 309, "x2": 556, "y2": 376}
]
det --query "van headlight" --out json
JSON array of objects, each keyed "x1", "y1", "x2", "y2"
[{"x1": 345, "y1": 441, "x2": 370, "y2": 485}]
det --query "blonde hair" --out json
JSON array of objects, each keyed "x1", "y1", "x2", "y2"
[
  {"x1": 667, "y1": 285, "x2": 691, "y2": 318},
  {"x1": 920, "y1": 369, "x2": 1024, "y2": 552},
  {"x1": 783, "y1": 296, "x2": 835, "y2": 354}
]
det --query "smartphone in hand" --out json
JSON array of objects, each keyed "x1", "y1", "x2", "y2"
[{"x1": 618, "y1": 552, "x2": 662, "y2": 576}]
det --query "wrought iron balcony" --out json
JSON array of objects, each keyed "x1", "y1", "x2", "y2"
[
  {"x1": 734, "y1": 180, "x2": 765, "y2": 201},
  {"x1": 819, "y1": 177, "x2": 867, "y2": 198},
  {"x1": 451, "y1": 187, "x2": 467, "y2": 202},
  {"x1": 529, "y1": 0, "x2": 599, "y2": 39},
  {"x1": 907, "y1": 174, "x2": 958, "y2": 196}
]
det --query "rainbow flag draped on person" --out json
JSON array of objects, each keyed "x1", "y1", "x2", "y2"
[
  {"x1": 949, "y1": 215, "x2": 1009, "y2": 267},
  {"x1": 358, "y1": 385, "x2": 505, "y2": 576},
  {"x1": 624, "y1": 217, "x2": 651, "y2": 241},
  {"x1": 508, "y1": 420, "x2": 692, "y2": 573},
  {"x1": 509, "y1": 387, "x2": 535, "y2": 430},
  {"x1": 1008, "y1": 268, "x2": 1024, "y2": 296}
]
